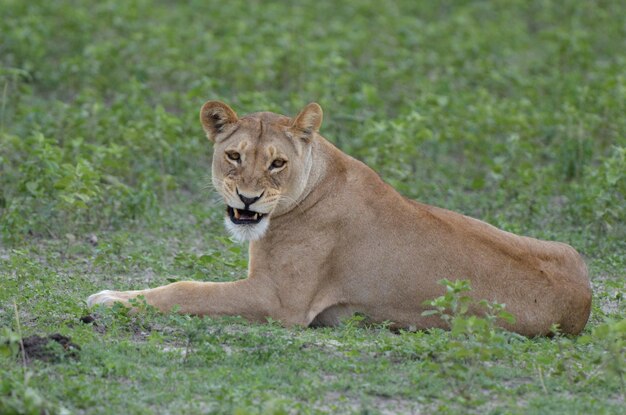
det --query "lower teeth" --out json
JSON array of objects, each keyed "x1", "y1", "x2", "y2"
[{"x1": 231, "y1": 208, "x2": 263, "y2": 222}]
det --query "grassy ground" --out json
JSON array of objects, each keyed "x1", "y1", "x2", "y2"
[{"x1": 1, "y1": 0, "x2": 625, "y2": 414}]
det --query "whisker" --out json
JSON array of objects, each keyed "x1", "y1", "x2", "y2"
[
  {"x1": 201, "y1": 175, "x2": 225, "y2": 193},
  {"x1": 277, "y1": 194, "x2": 307, "y2": 215}
]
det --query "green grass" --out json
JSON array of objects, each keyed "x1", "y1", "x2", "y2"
[{"x1": 1, "y1": 0, "x2": 624, "y2": 413}]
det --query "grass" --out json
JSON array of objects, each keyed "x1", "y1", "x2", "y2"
[{"x1": 1, "y1": 0, "x2": 625, "y2": 413}]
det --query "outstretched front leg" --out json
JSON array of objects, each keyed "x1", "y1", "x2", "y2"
[{"x1": 87, "y1": 278, "x2": 286, "y2": 324}]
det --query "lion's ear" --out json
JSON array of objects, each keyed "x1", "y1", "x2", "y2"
[
  {"x1": 200, "y1": 101, "x2": 238, "y2": 142},
  {"x1": 291, "y1": 103, "x2": 323, "y2": 140}
]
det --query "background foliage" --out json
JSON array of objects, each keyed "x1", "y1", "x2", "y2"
[
  {"x1": 1, "y1": 0, "x2": 624, "y2": 245},
  {"x1": 1, "y1": 0, "x2": 624, "y2": 413}
]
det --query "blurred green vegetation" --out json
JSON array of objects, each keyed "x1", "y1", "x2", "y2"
[{"x1": 1, "y1": 0, "x2": 624, "y2": 253}]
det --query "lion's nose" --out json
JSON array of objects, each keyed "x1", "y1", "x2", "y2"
[{"x1": 237, "y1": 190, "x2": 263, "y2": 207}]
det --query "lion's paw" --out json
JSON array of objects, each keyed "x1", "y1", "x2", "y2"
[{"x1": 87, "y1": 290, "x2": 127, "y2": 307}]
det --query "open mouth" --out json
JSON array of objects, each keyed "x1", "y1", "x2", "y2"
[{"x1": 227, "y1": 206, "x2": 266, "y2": 225}]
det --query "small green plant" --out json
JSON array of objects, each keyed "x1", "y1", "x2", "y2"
[
  {"x1": 579, "y1": 319, "x2": 626, "y2": 398},
  {"x1": 573, "y1": 145, "x2": 626, "y2": 237},
  {"x1": 421, "y1": 279, "x2": 520, "y2": 405},
  {"x1": 0, "y1": 375, "x2": 62, "y2": 415},
  {"x1": 0, "y1": 315, "x2": 66, "y2": 414},
  {"x1": 167, "y1": 312, "x2": 214, "y2": 363},
  {"x1": 422, "y1": 278, "x2": 516, "y2": 335},
  {"x1": 0, "y1": 327, "x2": 21, "y2": 359}
]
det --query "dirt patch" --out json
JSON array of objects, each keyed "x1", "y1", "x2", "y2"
[
  {"x1": 317, "y1": 391, "x2": 427, "y2": 414},
  {"x1": 591, "y1": 275, "x2": 625, "y2": 317},
  {"x1": 80, "y1": 314, "x2": 107, "y2": 334},
  {"x1": 18, "y1": 334, "x2": 81, "y2": 362}
]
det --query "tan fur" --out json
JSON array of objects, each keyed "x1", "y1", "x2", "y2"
[{"x1": 88, "y1": 102, "x2": 592, "y2": 336}]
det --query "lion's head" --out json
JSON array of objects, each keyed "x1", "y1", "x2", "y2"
[{"x1": 200, "y1": 101, "x2": 323, "y2": 242}]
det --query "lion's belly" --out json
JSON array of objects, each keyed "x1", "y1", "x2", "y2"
[
  {"x1": 308, "y1": 300, "x2": 450, "y2": 331},
  {"x1": 309, "y1": 304, "x2": 359, "y2": 327}
]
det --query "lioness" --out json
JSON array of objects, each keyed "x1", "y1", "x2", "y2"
[{"x1": 88, "y1": 101, "x2": 592, "y2": 336}]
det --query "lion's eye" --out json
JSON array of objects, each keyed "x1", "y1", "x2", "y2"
[
  {"x1": 226, "y1": 151, "x2": 240, "y2": 162},
  {"x1": 270, "y1": 159, "x2": 286, "y2": 170}
]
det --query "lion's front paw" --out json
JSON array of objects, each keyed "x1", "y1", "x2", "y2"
[{"x1": 87, "y1": 290, "x2": 129, "y2": 307}]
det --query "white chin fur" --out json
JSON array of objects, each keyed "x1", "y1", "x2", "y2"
[{"x1": 224, "y1": 216, "x2": 270, "y2": 242}]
